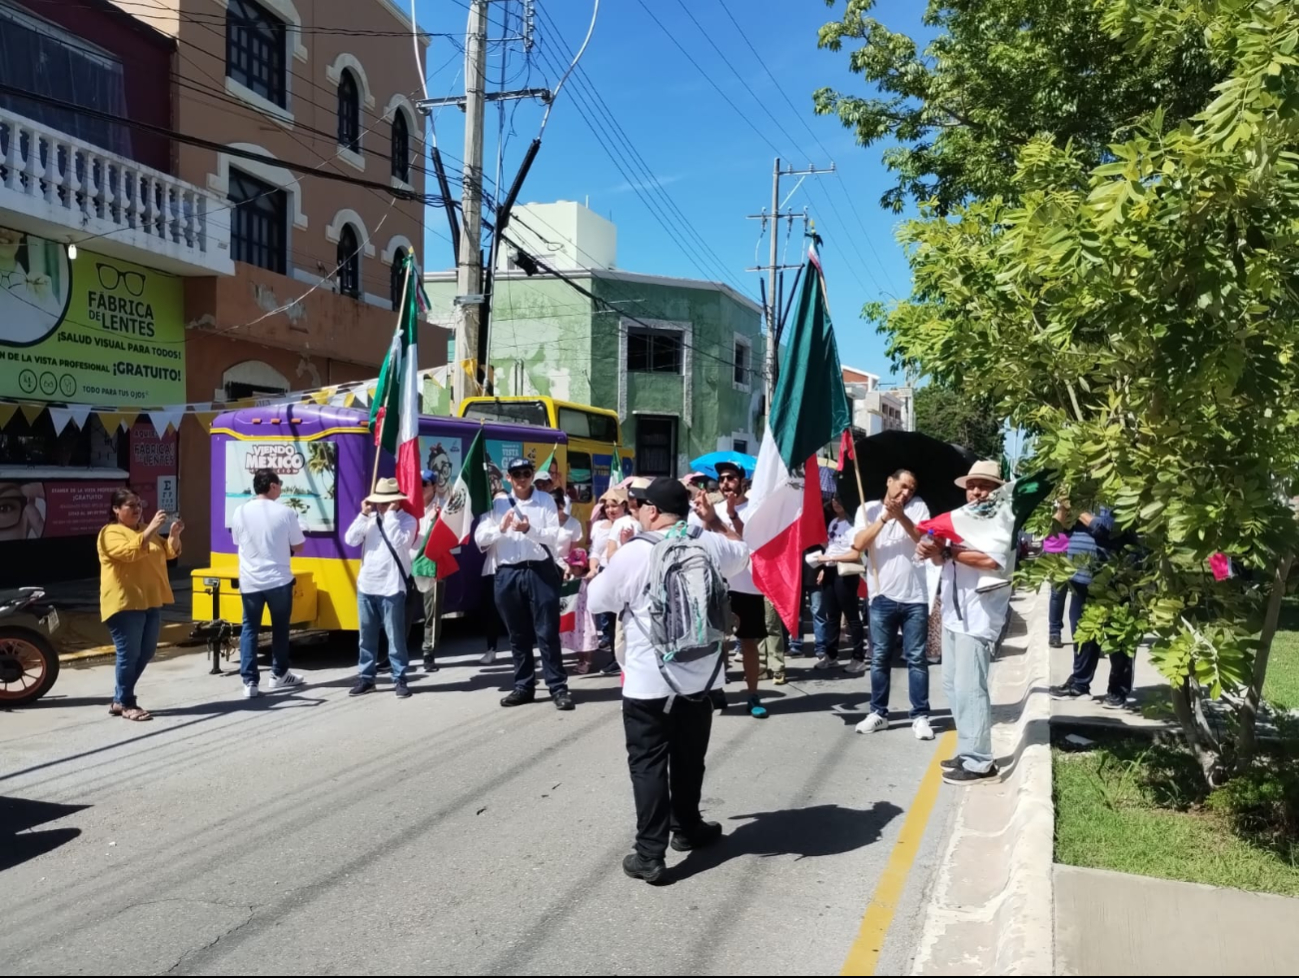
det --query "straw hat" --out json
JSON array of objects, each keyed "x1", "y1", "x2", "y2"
[
  {"x1": 955, "y1": 460, "x2": 1006, "y2": 489},
  {"x1": 365, "y1": 477, "x2": 408, "y2": 504},
  {"x1": 600, "y1": 485, "x2": 629, "y2": 505}
]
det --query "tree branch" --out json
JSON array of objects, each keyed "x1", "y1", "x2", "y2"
[{"x1": 1237, "y1": 552, "x2": 1294, "y2": 768}]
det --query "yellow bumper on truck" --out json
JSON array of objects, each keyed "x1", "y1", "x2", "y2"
[{"x1": 191, "y1": 568, "x2": 318, "y2": 628}]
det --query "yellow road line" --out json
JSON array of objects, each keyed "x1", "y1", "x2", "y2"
[{"x1": 841, "y1": 729, "x2": 957, "y2": 976}]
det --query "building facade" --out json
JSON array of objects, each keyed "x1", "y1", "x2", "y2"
[
  {"x1": 843, "y1": 366, "x2": 911, "y2": 435},
  {"x1": 0, "y1": 0, "x2": 442, "y2": 579},
  {"x1": 424, "y1": 203, "x2": 765, "y2": 477}
]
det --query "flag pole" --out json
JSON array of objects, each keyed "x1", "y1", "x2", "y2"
[{"x1": 372, "y1": 258, "x2": 415, "y2": 494}]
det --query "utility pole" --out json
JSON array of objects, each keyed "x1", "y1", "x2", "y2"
[
  {"x1": 451, "y1": 0, "x2": 488, "y2": 407},
  {"x1": 747, "y1": 159, "x2": 835, "y2": 405}
]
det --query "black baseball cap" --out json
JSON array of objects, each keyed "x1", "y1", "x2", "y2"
[
  {"x1": 507, "y1": 457, "x2": 535, "y2": 473},
  {"x1": 630, "y1": 477, "x2": 691, "y2": 517}
]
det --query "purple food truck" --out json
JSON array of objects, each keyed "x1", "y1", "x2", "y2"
[{"x1": 190, "y1": 403, "x2": 566, "y2": 651}]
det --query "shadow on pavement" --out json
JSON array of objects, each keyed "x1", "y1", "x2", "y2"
[
  {"x1": 672, "y1": 800, "x2": 904, "y2": 882},
  {"x1": 0, "y1": 796, "x2": 89, "y2": 872}
]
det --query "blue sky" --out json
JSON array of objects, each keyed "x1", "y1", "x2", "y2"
[{"x1": 414, "y1": 0, "x2": 932, "y2": 381}]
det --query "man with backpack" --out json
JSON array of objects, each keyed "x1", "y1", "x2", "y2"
[{"x1": 587, "y1": 477, "x2": 750, "y2": 885}]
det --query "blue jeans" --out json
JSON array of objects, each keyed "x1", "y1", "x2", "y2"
[
  {"x1": 869, "y1": 596, "x2": 931, "y2": 719},
  {"x1": 1049, "y1": 584, "x2": 1067, "y2": 637},
  {"x1": 496, "y1": 562, "x2": 568, "y2": 695},
  {"x1": 107, "y1": 607, "x2": 162, "y2": 708},
  {"x1": 358, "y1": 592, "x2": 410, "y2": 682},
  {"x1": 240, "y1": 582, "x2": 294, "y2": 686},
  {"x1": 788, "y1": 589, "x2": 826, "y2": 655},
  {"x1": 942, "y1": 627, "x2": 994, "y2": 773}
]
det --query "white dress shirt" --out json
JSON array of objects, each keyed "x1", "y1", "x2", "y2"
[
  {"x1": 345, "y1": 509, "x2": 418, "y2": 597},
  {"x1": 855, "y1": 497, "x2": 932, "y2": 605},
  {"x1": 473, "y1": 490, "x2": 563, "y2": 567},
  {"x1": 588, "y1": 528, "x2": 751, "y2": 700}
]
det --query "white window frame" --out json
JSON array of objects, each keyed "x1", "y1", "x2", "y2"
[
  {"x1": 215, "y1": 0, "x2": 306, "y2": 129},
  {"x1": 383, "y1": 93, "x2": 421, "y2": 192}
]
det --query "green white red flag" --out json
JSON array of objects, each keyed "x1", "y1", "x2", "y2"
[
  {"x1": 370, "y1": 254, "x2": 424, "y2": 519},
  {"x1": 423, "y1": 429, "x2": 491, "y2": 578}
]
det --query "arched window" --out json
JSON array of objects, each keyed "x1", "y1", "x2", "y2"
[
  {"x1": 337, "y1": 224, "x2": 361, "y2": 298},
  {"x1": 391, "y1": 111, "x2": 410, "y2": 183},
  {"x1": 390, "y1": 247, "x2": 408, "y2": 311},
  {"x1": 337, "y1": 69, "x2": 360, "y2": 153}
]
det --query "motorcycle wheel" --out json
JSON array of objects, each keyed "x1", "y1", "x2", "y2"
[{"x1": 0, "y1": 625, "x2": 60, "y2": 708}]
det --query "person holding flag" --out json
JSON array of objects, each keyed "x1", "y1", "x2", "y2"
[
  {"x1": 411, "y1": 470, "x2": 445, "y2": 673},
  {"x1": 368, "y1": 253, "x2": 425, "y2": 522}
]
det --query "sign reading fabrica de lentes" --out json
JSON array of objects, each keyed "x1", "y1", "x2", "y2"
[{"x1": 0, "y1": 225, "x2": 185, "y2": 405}]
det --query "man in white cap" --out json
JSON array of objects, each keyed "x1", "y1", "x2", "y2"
[
  {"x1": 346, "y1": 478, "x2": 419, "y2": 699},
  {"x1": 917, "y1": 460, "x2": 1015, "y2": 785},
  {"x1": 474, "y1": 456, "x2": 573, "y2": 711}
]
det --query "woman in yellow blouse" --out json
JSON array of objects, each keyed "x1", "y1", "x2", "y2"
[{"x1": 99, "y1": 488, "x2": 184, "y2": 721}]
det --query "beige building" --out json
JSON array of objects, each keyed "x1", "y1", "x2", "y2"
[{"x1": 843, "y1": 366, "x2": 910, "y2": 435}]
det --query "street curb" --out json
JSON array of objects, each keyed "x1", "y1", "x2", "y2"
[
  {"x1": 60, "y1": 624, "x2": 204, "y2": 664},
  {"x1": 908, "y1": 586, "x2": 1056, "y2": 976}
]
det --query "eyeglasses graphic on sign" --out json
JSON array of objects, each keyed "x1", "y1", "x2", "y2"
[{"x1": 96, "y1": 263, "x2": 146, "y2": 297}]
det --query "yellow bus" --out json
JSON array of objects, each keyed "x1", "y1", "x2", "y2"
[{"x1": 457, "y1": 396, "x2": 633, "y2": 529}]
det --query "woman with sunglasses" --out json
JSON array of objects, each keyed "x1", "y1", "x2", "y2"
[{"x1": 98, "y1": 488, "x2": 183, "y2": 721}]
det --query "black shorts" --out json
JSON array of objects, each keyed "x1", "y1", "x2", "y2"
[{"x1": 729, "y1": 591, "x2": 767, "y2": 641}]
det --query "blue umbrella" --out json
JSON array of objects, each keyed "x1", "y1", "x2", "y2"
[{"x1": 691, "y1": 450, "x2": 758, "y2": 480}]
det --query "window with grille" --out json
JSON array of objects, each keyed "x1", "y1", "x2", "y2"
[
  {"x1": 228, "y1": 169, "x2": 286, "y2": 273},
  {"x1": 390, "y1": 247, "x2": 407, "y2": 310},
  {"x1": 391, "y1": 111, "x2": 410, "y2": 182},
  {"x1": 337, "y1": 225, "x2": 361, "y2": 298},
  {"x1": 226, "y1": 0, "x2": 287, "y2": 109},
  {"x1": 337, "y1": 69, "x2": 360, "y2": 152},
  {"x1": 734, "y1": 339, "x2": 751, "y2": 387},
  {"x1": 627, "y1": 329, "x2": 682, "y2": 374}
]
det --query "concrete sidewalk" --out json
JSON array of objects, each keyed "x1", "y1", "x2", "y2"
[{"x1": 39, "y1": 568, "x2": 198, "y2": 661}]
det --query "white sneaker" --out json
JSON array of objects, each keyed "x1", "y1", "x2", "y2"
[
  {"x1": 856, "y1": 713, "x2": 888, "y2": 734},
  {"x1": 844, "y1": 660, "x2": 869, "y2": 676},
  {"x1": 243, "y1": 683, "x2": 260, "y2": 699},
  {"x1": 269, "y1": 671, "x2": 304, "y2": 690},
  {"x1": 913, "y1": 716, "x2": 935, "y2": 741},
  {"x1": 480, "y1": 649, "x2": 497, "y2": 666}
]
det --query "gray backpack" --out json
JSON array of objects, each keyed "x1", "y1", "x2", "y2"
[{"x1": 629, "y1": 522, "x2": 730, "y2": 699}]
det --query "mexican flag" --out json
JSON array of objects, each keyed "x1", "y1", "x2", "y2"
[
  {"x1": 559, "y1": 578, "x2": 581, "y2": 633},
  {"x1": 371, "y1": 254, "x2": 424, "y2": 519},
  {"x1": 744, "y1": 236, "x2": 852, "y2": 633},
  {"x1": 423, "y1": 428, "x2": 490, "y2": 578},
  {"x1": 917, "y1": 470, "x2": 1057, "y2": 556}
]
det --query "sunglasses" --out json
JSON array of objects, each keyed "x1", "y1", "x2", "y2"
[{"x1": 511, "y1": 469, "x2": 535, "y2": 478}]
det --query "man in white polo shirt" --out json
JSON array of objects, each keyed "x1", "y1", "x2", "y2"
[
  {"x1": 231, "y1": 467, "x2": 306, "y2": 699},
  {"x1": 853, "y1": 469, "x2": 934, "y2": 740}
]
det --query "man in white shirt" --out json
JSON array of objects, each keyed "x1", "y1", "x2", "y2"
[
  {"x1": 587, "y1": 477, "x2": 750, "y2": 885},
  {"x1": 231, "y1": 468, "x2": 305, "y2": 699},
  {"x1": 852, "y1": 469, "x2": 935, "y2": 740},
  {"x1": 345, "y1": 478, "x2": 419, "y2": 699},
  {"x1": 474, "y1": 457, "x2": 573, "y2": 712},
  {"x1": 917, "y1": 461, "x2": 1016, "y2": 785},
  {"x1": 412, "y1": 469, "x2": 445, "y2": 673}
]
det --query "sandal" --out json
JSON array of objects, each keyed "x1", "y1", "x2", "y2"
[
  {"x1": 109, "y1": 702, "x2": 124, "y2": 717},
  {"x1": 121, "y1": 706, "x2": 153, "y2": 722}
]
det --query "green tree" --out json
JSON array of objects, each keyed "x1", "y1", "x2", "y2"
[
  {"x1": 869, "y1": 0, "x2": 1299, "y2": 785},
  {"x1": 913, "y1": 385, "x2": 1005, "y2": 460},
  {"x1": 815, "y1": 0, "x2": 1219, "y2": 212}
]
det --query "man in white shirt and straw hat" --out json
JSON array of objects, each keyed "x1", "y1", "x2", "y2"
[{"x1": 345, "y1": 477, "x2": 419, "y2": 699}]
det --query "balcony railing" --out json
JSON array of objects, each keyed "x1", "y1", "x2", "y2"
[{"x1": 0, "y1": 106, "x2": 232, "y2": 276}]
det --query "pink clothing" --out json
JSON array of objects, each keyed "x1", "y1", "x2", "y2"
[{"x1": 1043, "y1": 533, "x2": 1070, "y2": 555}]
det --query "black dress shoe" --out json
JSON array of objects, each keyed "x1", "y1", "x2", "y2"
[
  {"x1": 500, "y1": 689, "x2": 536, "y2": 708},
  {"x1": 623, "y1": 853, "x2": 667, "y2": 885},
  {"x1": 670, "y1": 821, "x2": 723, "y2": 852},
  {"x1": 553, "y1": 690, "x2": 575, "y2": 711}
]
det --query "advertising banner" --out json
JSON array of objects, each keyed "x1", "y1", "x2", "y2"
[
  {"x1": 0, "y1": 225, "x2": 185, "y2": 405},
  {"x1": 0, "y1": 479, "x2": 125, "y2": 541},
  {"x1": 225, "y1": 440, "x2": 338, "y2": 533}
]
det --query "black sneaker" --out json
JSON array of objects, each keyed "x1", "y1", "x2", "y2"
[
  {"x1": 349, "y1": 679, "x2": 375, "y2": 697},
  {"x1": 1049, "y1": 634, "x2": 1064, "y2": 649},
  {"x1": 394, "y1": 680, "x2": 412, "y2": 699},
  {"x1": 500, "y1": 689, "x2": 536, "y2": 708},
  {"x1": 424, "y1": 658, "x2": 439, "y2": 674},
  {"x1": 1050, "y1": 684, "x2": 1086, "y2": 699},
  {"x1": 1102, "y1": 693, "x2": 1128, "y2": 710},
  {"x1": 553, "y1": 690, "x2": 575, "y2": 711},
  {"x1": 940, "y1": 757, "x2": 965, "y2": 772},
  {"x1": 670, "y1": 821, "x2": 723, "y2": 853},
  {"x1": 943, "y1": 764, "x2": 999, "y2": 786},
  {"x1": 623, "y1": 852, "x2": 667, "y2": 885},
  {"x1": 601, "y1": 660, "x2": 622, "y2": 676}
]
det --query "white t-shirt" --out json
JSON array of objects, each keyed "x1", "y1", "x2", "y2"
[
  {"x1": 590, "y1": 520, "x2": 614, "y2": 566},
  {"x1": 587, "y1": 529, "x2": 751, "y2": 700},
  {"x1": 855, "y1": 497, "x2": 931, "y2": 605},
  {"x1": 825, "y1": 517, "x2": 856, "y2": 559},
  {"x1": 608, "y1": 514, "x2": 639, "y2": 559},
  {"x1": 232, "y1": 497, "x2": 304, "y2": 594},
  {"x1": 687, "y1": 499, "x2": 757, "y2": 594},
  {"x1": 941, "y1": 549, "x2": 1016, "y2": 643}
]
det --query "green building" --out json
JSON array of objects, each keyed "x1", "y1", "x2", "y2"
[{"x1": 422, "y1": 202, "x2": 765, "y2": 477}]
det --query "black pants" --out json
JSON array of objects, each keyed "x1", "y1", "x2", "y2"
[
  {"x1": 496, "y1": 562, "x2": 568, "y2": 694},
  {"x1": 481, "y1": 573, "x2": 501, "y2": 651},
  {"x1": 623, "y1": 694, "x2": 713, "y2": 860},
  {"x1": 821, "y1": 566, "x2": 866, "y2": 661}
]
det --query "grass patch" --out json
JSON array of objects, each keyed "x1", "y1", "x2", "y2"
[
  {"x1": 1053, "y1": 732, "x2": 1299, "y2": 897},
  {"x1": 1264, "y1": 598, "x2": 1299, "y2": 711}
]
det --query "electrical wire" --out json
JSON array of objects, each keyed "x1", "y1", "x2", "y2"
[{"x1": 538, "y1": 0, "x2": 600, "y2": 136}]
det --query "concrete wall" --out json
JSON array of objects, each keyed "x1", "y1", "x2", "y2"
[{"x1": 500, "y1": 201, "x2": 617, "y2": 272}]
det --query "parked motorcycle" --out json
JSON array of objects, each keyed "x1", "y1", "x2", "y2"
[{"x1": 0, "y1": 588, "x2": 61, "y2": 708}]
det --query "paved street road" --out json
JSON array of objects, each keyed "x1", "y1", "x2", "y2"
[{"x1": 2, "y1": 631, "x2": 955, "y2": 976}]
